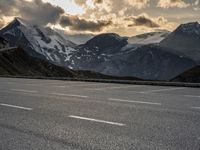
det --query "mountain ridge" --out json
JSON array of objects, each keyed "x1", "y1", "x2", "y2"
[{"x1": 0, "y1": 18, "x2": 199, "y2": 81}]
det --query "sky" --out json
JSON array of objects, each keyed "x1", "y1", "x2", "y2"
[{"x1": 0, "y1": 0, "x2": 200, "y2": 36}]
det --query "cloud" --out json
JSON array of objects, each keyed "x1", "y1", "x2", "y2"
[
  {"x1": 93, "y1": 0, "x2": 103, "y2": 4},
  {"x1": 126, "y1": 14, "x2": 160, "y2": 28},
  {"x1": 157, "y1": 0, "x2": 190, "y2": 8},
  {"x1": 60, "y1": 15, "x2": 112, "y2": 31},
  {"x1": 193, "y1": 0, "x2": 200, "y2": 11},
  {"x1": 124, "y1": 0, "x2": 150, "y2": 9},
  {"x1": 74, "y1": 0, "x2": 86, "y2": 6},
  {"x1": 194, "y1": 0, "x2": 200, "y2": 5},
  {"x1": 0, "y1": 0, "x2": 179, "y2": 36},
  {"x1": 74, "y1": 0, "x2": 103, "y2": 7},
  {"x1": 0, "y1": 0, "x2": 64, "y2": 26}
]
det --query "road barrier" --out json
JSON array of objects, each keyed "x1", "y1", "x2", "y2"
[{"x1": 0, "y1": 75, "x2": 200, "y2": 88}]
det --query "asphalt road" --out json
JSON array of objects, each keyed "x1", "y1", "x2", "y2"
[{"x1": 0, "y1": 77, "x2": 200, "y2": 150}]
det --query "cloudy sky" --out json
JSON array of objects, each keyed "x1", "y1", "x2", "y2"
[{"x1": 0, "y1": 0, "x2": 200, "y2": 36}]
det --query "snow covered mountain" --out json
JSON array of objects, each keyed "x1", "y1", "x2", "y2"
[
  {"x1": 0, "y1": 18, "x2": 76, "y2": 65},
  {"x1": 0, "y1": 18, "x2": 198, "y2": 81},
  {"x1": 64, "y1": 34, "x2": 94, "y2": 45},
  {"x1": 66, "y1": 33, "x2": 195, "y2": 80},
  {"x1": 160, "y1": 22, "x2": 200, "y2": 63},
  {"x1": 128, "y1": 31, "x2": 170, "y2": 45}
]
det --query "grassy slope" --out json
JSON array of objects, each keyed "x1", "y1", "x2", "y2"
[{"x1": 171, "y1": 66, "x2": 200, "y2": 82}]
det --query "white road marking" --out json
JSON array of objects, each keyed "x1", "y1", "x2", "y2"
[
  {"x1": 108, "y1": 98, "x2": 161, "y2": 105},
  {"x1": 191, "y1": 107, "x2": 200, "y2": 110},
  {"x1": 0, "y1": 103, "x2": 33, "y2": 110},
  {"x1": 53, "y1": 83, "x2": 106, "y2": 88},
  {"x1": 184, "y1": 95, "x2": 200, "y2": 98},
  {"x1": 11, "y1": 89, "x2": 38, "y2": 93},
  {"x1": 53, "y1": 86, "x2": 67, "y2": 88},
  {"x1": 91, "y1": 85, "x2": 141, "y2": 90},
  {"x1": 52, "y1": 93, "x2": 88, "y2": 98},
  {"x1": 69, "y1": 115, "x2": 125, "y2": 126},
  {"x1": 140, "y1": 87, "x2": 185, "y2": 93}
]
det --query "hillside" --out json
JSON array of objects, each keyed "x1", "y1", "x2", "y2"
[
  {"x1": 171, "y1": 66, "x2": 200, "y2": 83},
  {"x1": 0, "y1": 47, "x2": 140, "y2": 80},
  {"x1": 0, "y1": 47, "x2": 77, "y2": 77}
]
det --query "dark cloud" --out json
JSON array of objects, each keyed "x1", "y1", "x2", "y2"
[
  {"x1": 93, "y1": 0, "x2": 103, "y2": 4},
  {"x1": 127, "y1": 15, "x2": 160, "y2": 28},
  {"x1": 60, "y1": 15, "x2": 112, "y2": 32},
  {"x1": 0, "y1": 0, "x2": 64, "y2": 26},
  {"x1": 75, "y1": 0, "x2": 103, "y2": 6}
]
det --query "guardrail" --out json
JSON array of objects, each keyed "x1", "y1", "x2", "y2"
[{"x1": 0, "y1": 75, "x2": 199, "y2": 88}]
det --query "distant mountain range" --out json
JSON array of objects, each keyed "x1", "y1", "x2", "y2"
[{"x1": 0, "y1": 18, "x2": 199, "y2": 81}]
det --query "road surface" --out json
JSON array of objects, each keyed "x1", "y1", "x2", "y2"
[{"x1": 0, "y1": 77, "x2": 200, "y2": 150}]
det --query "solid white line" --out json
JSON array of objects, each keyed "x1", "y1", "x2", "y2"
[
  {"x1": 69, "y1": 115, "x2": 125, "y2": 126},
  {"x1": 52, "y1": 93, "x2": 88, "y2": 98},
  {"x1": 140, "y1": 87, "x2": 185, "y2": 93},
  {"x1": 0, "y1": 103, "x2": 33, "y2": 110},
  {"x1": 11, "y1": 89, "x2": 38, "y2": 93},
  {"x1": 108, "y1": 98, "x2": 161, "y2": 105}
]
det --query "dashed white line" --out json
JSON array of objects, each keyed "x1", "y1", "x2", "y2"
[
  {"x1": 52, "y1": 93, "x2": 88, "y2": 98},
  {"x1": 11, "y1": 89, "x2": 38, "y2": 93},
  {"x1": 184, "y1": 95, "x2": 200, "y2": 98},
  {"x1": 140, "y1": 87, "x2": 185, "y2": 94},
  {"x1": 108, "y1": 98, "x2": 161, "y2": 106},
  {"x1": 91, "y1": 85, "x2": 141, "y2": 90},
  {"x1": 0, "y1": 103, "x2": 33, "y2": 110},
  {"x1": 69, "y1": 115, "x2": 125, "y2": 126},
  {"x1": 191, "y1": 107, "x2": 200, "y2": 110},
  {"x1": 53, "y1": 83, "x2": 105, "y2": 88}
]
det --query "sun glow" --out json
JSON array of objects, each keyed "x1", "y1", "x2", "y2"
[{"x1": 42, "y1": 0, "x2": 84, "y2": 15}]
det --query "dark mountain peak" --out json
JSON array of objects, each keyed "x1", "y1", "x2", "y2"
[
  {"x1": 85, "y1": 33, "x2": 128, "y2": 49},
  {"x1": 10, "y1": 17, "x2": 28, "y2": 27},
  {"x1": 175, "y1": 22, "x2": 200, "y2": 35},
  {"x1": 0, "y1": 18, "x2": 28, "y2": 35}
]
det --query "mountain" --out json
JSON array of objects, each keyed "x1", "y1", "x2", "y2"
[
  {"x1": 128, "y1": 31, "x2": 170, "y2": 45},
  {"x1": 0, "y1": 18, "x2": 76, "y2": 65},
  {"x1": 160, "y1": 22, "x2": 200, "y2": 63},
  {"x1": 66, "y1": 33, "x2": 195, "y2": 80},
  {"x1": 0, "y1": 18, "x2": 199, "y2": 81},
  {"x1": 0, "y1": 47, "x2": 140, "y2": 80}
]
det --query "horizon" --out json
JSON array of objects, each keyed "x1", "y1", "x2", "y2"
[
  {"x1": 0, "y1": 0, "x2": 200, "y2": 36},
  {"x1": 2, "y1": 17, "x2": 200, "y2": 37}
]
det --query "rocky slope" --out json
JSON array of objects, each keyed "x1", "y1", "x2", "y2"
[{"x1": 160, "y1": 22, "x2": 200, "y2": 63}]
